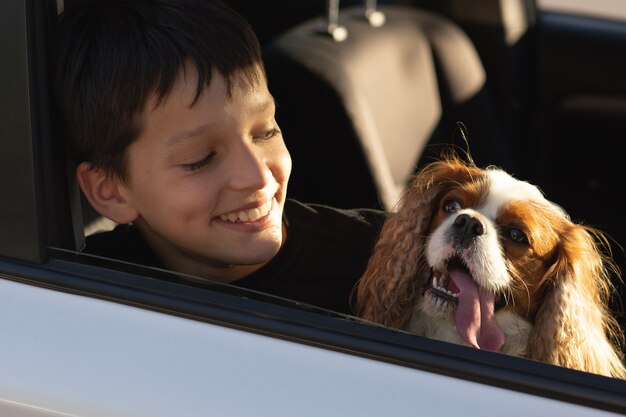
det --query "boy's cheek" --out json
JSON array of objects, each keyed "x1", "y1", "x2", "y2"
[{"x1": 279, "y1": 147, "x2": 293, "y2": 180}]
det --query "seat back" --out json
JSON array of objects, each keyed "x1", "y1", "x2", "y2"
[{"x1": 264, "y1": 2, "x2": 513, "y2": 210}]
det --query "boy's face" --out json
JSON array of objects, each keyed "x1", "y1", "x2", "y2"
[{"x1": 118, "y1": 65, "x2": 292, "y2": 282}]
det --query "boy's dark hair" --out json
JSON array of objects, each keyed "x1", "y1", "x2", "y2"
[{"x1": 55, "y1": 0, "x2": 264, "y2": 181}]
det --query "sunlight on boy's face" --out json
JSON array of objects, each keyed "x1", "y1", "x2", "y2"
[{"x1": 119, "y1": 65, "x2": 292, "y2": 283}]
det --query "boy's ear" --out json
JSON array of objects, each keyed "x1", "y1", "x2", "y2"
[{"x1": 76, "y1": 162, "x2": 138, "y2": 225}]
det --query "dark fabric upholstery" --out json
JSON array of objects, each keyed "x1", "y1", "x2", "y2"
[{"x1": 264, "y1": 5, "x2": 514, "y2": 210}]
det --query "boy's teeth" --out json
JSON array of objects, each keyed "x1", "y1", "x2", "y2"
[
  {"x1": 248, "y1": 208, "x2": 261, "y2": 221},
  {"x1": 220, "y1": 200, "x2": 272, "y2": 223}
]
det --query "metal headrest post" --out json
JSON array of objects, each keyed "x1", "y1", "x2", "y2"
[
  {"x1": 316, "y1": 0, "x2": 386, "y2": 42},
  {"x1": 317, "y1": 0, "x2": 348, "y2": 42},
  {"x1": 364, "y1": 0, "x2": 386, "y2": 27}
]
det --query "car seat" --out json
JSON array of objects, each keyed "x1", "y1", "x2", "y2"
[{"x1": 263, "y1": 0, "x2": 514, "y2": 210}]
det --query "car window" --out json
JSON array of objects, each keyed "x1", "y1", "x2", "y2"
[{"x1": 537, "y1": 0, "x2": 626, "y2": 21}]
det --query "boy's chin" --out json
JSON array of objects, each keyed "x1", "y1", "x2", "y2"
[
  {"x1": 219, "y1": 234, "x2": 283, "y2": 266},
  {"x1": 237, "y1": 241, "x2": 283, "y2": 265}
]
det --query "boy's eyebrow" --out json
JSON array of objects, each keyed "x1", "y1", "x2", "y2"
[
  {"x1": 166, "y1": 123, "x2": 212, "y2": 148},
  {"x1": 165, "y1": 97, "x2": 276, "y2": 147}
]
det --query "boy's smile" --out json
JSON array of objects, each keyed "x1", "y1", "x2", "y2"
[
  {"x1": 114, "y1": 65, "x2": 292, "y2": 283},
  {"x1": 216, "y1": 197, "x2": 277, "y2": 226}
]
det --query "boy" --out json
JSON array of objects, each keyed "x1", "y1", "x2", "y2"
[{"x1": 54, "y1": 0, "x2": 386, "y2": 314}]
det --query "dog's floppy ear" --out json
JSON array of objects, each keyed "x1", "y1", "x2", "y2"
[
  {"x1": 527, "y1": 225, "x2": 626, "y2": 378},
  {"x1": 355, "y1": 158, "x2": 461, "y2": 329}
]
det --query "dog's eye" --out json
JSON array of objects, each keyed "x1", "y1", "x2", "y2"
[
  {"x1": 443, "y1": 199, "x2": 462, "y2": 213},
  {"x1": 507, "y1": 227, "x2": 527, "y2": 243}
]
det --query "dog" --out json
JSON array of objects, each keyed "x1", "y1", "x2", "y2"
[{"x1": 355, "y1": 153, "x2": 626, "y2": 378}]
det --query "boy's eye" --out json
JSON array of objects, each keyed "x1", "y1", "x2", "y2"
[
  {"x1": 182, "y1": 151, "x2": 216, "y2": 172},
  {"x1": 257, "y1": 128, "x2": 281, "y2": 141}
]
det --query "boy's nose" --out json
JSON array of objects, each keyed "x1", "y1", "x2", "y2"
[{"x1": 229, "y1": 143, "x2": 272, "y2": 191}]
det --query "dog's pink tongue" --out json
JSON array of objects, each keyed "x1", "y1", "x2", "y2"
[{"x1": 449, "y1": 268, "x2": 504, "y2": 352}]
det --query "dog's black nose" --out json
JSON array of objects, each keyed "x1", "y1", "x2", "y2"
[{"x1": 452, "y1": 213, "x2": 485, "y2": 247}]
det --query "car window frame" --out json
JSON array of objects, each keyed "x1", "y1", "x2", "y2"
[{"x1": 0, "y1": 0, "x2": 45, "y2": 263}]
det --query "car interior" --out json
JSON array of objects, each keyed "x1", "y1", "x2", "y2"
[
  {"x1": 261, "y1": 2, "x2": 516, "y2": 211},
  {"x1": 2, "y1": 0, "x2": 626, "y2": 412},
  {"x1": 13, "y1": 0, "x2": 626, "y2": 358},
  {"x1": 224, "y1": 0, "x2": 626, "y2": 340}
]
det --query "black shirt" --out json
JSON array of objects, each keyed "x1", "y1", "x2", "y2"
[{"x1": 84, "y1": 199, "x2": 387, "y2": 314}]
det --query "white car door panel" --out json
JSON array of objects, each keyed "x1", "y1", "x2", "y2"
[{"x1": 0, "y1": 277, "x2": 621, "y2": 417}]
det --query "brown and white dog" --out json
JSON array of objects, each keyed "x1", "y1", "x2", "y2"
[{"x1": 355, "y1": 154, "x2": 626, "y2": 378}]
